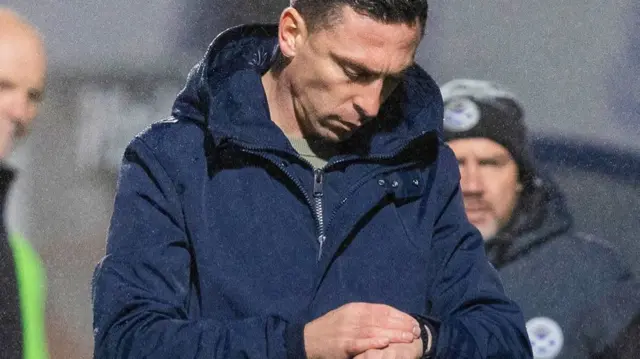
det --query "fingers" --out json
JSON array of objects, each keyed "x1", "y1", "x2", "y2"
[
  {"x1": 334, "y1": 302, "x2": 422, "y2": 357},
  {"x1": 345, "y1": 337, "x2": 390, "y2": 356},
  {"x1": 356, "y1": 303, "x2": 420, "y2": 338},
  {"x1": 359, "y1": 327, "x2": 417, "y2": 343},
  {"x1": 355, "y1": 343, "x2": 421, "y2": 359},
  {"x1": 353, "y1": 349, "x2": 383, "y2": 359}
]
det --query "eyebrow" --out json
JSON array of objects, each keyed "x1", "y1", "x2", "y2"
[
  {"x1": 457, "y1": 153, "x2": 511, "y2": 162},
  {"x1": 332, "y1": 53, "x2": 411, "y2": 79},
  {"x1": 477, "y1": 154, "x2": 512, "y2": 163}
]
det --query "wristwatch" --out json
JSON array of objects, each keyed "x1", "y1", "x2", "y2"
[{"x1": 413, "y1": 314, "x2": 440, "y2": 359}]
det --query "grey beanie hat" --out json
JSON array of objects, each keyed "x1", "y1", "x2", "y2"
[{"x1": 440, "y1": 79, "x2": 536, "y2": 184}]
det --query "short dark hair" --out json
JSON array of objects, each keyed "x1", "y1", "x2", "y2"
[{"x1": 290, "y1": 0, "x2": 428, "y2": 34}]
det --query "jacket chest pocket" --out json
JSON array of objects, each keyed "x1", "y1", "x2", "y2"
[
  {"x1": 325, "y1": 167, "x2": 434, "y2": 262},
  {"x1": 377, "y1": 167, "x2": 436, "y2": 254}
]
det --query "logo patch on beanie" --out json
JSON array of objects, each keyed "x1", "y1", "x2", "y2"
[{"x1": 443, "y1": 98, "x2": 480, "y2": 132}]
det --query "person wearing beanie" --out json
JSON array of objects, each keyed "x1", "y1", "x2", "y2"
[{"x1": 441, "y1": 78, "x2": 639, "y2": 359}]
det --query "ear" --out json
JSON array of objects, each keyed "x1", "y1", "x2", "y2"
[
  {"x1": 278, "y1": 7, "x2": 308, "y2": 58},
  {"x1": 516, "y1": 181, "x2": 523, "y2": 193}
]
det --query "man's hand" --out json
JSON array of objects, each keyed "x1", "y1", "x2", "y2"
[
  {"x1": 304, "y1": 303, "x2": 421, "y2": 359},
  {"x1": 352, "y1": 340, "x2": 423, "y2": 359}
]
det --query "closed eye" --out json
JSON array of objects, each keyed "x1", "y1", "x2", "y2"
[
  {"x1": 28, "y1": 89, "x2": 44, "y2": 103},
  {"x1": 0, "y1": 79, "x2": 14, "y2": 91},
  {"x1": 343, "y1": 66, "x2": 376, "y2": 83}
]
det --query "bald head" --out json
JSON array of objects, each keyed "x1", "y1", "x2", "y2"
[
  {"x1": 0, "y1": 8, "x2": 45, "y2": 50},
  {"x1": 0, "y1": 8, "x2": 46, "y2": 160}
]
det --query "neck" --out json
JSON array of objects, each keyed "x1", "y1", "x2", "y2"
[{"x1": 261, "y1": 67, "x2": 304, "y2": 138}]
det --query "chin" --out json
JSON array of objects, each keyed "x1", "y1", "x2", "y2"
[
  {"x1": 475, "y1": 222, "x2": 500, "y2": 242},
  {"x1": 314, "y1": 128, "x2": 351, "y2": 143}
]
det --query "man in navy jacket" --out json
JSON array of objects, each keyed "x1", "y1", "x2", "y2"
[{"x1": 92, "y1": 1, "x2": 532, "y2": 358}]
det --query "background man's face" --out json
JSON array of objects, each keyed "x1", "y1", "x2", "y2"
[
  {"x1": 0, "y1": 27, "x2": 46, "y2": 159},
  {"x1": 448, "y1": 138, "x2": 522, "y2": 240},
  {"x1": 287, "y1": 6, "x2": 421, "y2": 142}
]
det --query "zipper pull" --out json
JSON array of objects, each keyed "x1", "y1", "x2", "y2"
[
  {"x1": 317, "y1": 234, "x2": 326, "y2": 261},
  {"x1": 313, "y1": 168, "x2": 324, "y2": 197}
]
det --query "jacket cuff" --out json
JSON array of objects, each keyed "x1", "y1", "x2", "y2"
[{"x1": 285, "y1": 321, "x2": 307, "y2": 359}]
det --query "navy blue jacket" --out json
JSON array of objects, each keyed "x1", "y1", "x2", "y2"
[{"x1": 92, "y1": 24, "x2": 532, "y2": 359}]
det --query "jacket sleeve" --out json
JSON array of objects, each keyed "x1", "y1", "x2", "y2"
[
  {"x1": 426, "y1": 146, "x2": 533, "y2": 359},
  {"x1": 91, "y1": 137, "x2": 305, "y2": 359}
]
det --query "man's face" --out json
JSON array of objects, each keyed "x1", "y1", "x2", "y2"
[
  {"x1": 448, "y1": 138, "x2": 522, "y2": 241},
  {"x1": 286, "y1": 6, "x2": 421, "y2": 142},
  {"x1": 0, "y1": 29, "x2": 45, "y2": 159}
]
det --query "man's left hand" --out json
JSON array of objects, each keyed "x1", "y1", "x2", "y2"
[{"x1": 352, "y1": 339, "x2": 423, "y2": 359}]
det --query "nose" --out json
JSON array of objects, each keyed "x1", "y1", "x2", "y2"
[
  {"x1": 2, "y1": 92, "x2": 29, "y2": 122},
  {"x1": 460, "y1": 161, "x2": 484, "y2": 196},
  {"x1": 354, "y1": 78, "x2": 384, "y2": 119}
]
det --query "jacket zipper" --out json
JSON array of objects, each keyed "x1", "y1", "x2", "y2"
[
  {"x1": 313, "y1": 168, "x2": 326, "y2": 261},
  {"x1": 235, "y1": 142, "x2": 327, "y2": 260}
]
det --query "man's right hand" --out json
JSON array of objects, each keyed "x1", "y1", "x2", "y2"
[{"x1": 303, "y1": 303, "x2": 421, "y2": 359}]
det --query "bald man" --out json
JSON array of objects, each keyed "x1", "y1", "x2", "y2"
[{"x1": 0, "y1": 8, "x2": 48, "y2": 359}]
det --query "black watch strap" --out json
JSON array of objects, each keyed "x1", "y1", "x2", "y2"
[{"x1": 412, "y1": 314, "x2": 440, "y2": 359}]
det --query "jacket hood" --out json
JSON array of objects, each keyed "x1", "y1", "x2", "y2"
[{"x1": 171, "y1": 24, "x2": 444, "y2": 157}]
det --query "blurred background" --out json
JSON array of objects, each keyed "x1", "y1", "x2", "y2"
[{"x1": 3, "y1": 0, "x2": 639, "y2": 357}]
